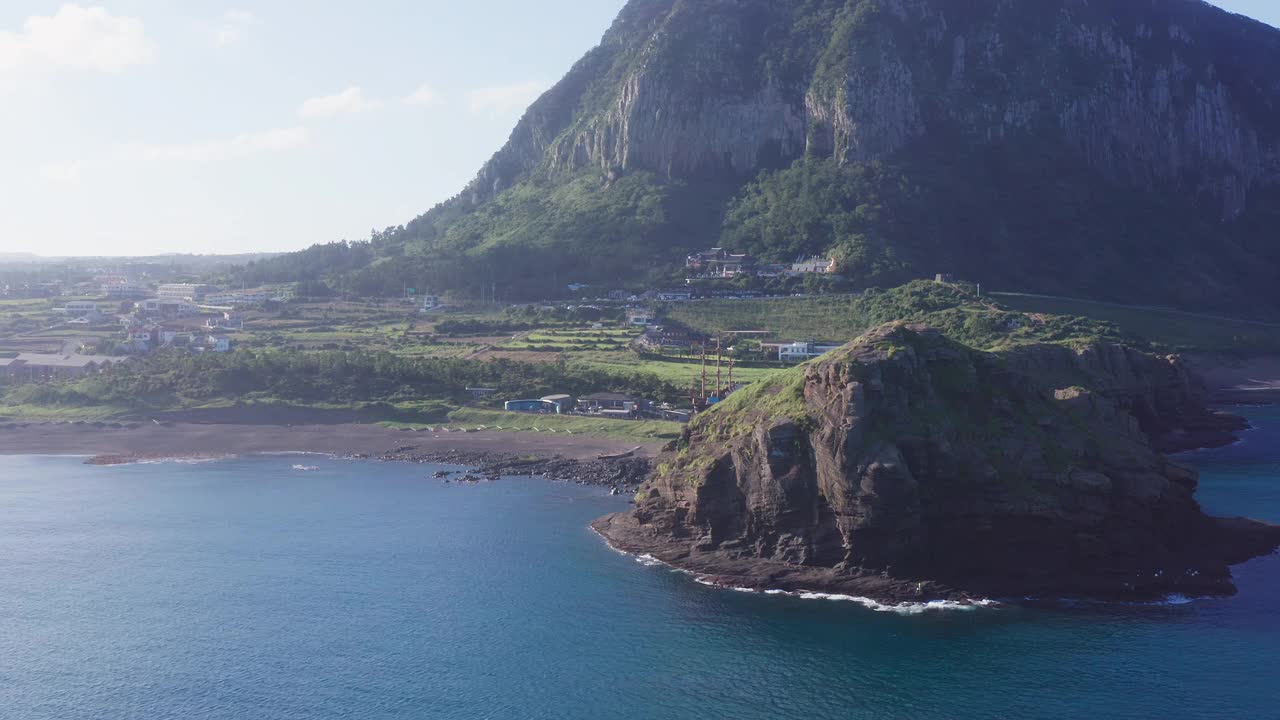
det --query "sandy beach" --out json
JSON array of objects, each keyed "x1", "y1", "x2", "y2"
[{"x1": 0, "y1": 422, "x2": 663, "y2": 463}]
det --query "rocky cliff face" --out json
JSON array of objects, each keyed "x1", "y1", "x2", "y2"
[
  {"x1": 276, "y1": 0, "x2": 1280, "y2": 304},
  {"x1": 595, "y1": 325, "x2": 1280, "y2": 602},
  {"x1": 468, "y1": 0, "x2": 1280, "y2": 220},
  {"x1": 1000, "y1": 341, "x2": 1247, "y2": 453}
]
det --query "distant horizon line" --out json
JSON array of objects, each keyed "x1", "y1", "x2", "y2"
[{"x1": 0, "y1": 251, "x2": 288, "y2": 261}]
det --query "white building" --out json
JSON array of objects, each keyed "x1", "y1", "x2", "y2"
[
  {"x1": 778, "y1": 342, "x2": 842, "y2": 364},
  {"x1": 140, "y1": 298, "x2": 199, "y2": 318},
  {"x1": 157, "y1": 283, "x2": 217, "y2": 301},
  {"x1": 207, "y1": 312, "x2": 245, "y2": 330},
  {"x1": 195, "y1": 335, "x2": 232, "y2": 353},
  {"x1": 626, "y1": 309, "x2": 656, "y2": 326},
  {"x1": 102, "y1": 281, "x2": 149, "y2": 299},
  {"x1": 791, "y1": 256, "x2": 837, "y2": 275},
  {"x1": 60, "y1": 301, "x2": 99, "y2": 317}
]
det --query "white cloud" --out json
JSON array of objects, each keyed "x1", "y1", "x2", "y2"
[
  {"x1": 39, "y1": 160, "x2": 83, "y2": 184},
  {"x1": 467, "y1": 80, "x2": 546, "y2": 115},
  {"x1": 0, "y1": 4, "x2": 154, "y2": 74},
  {"x1": 298, "y1": 87, "x2": 383, "y2": 119},
  {"x1": 224, "y1": 9, "x2": 257, "y2": 25},
  {"x1": 404, "y1": 83, "x2": 442, "y2": 107},
  {"x1": 212, "y1": 9, "x2": 258, "y2": 48},
  {"x1": 129, "y1": 127, "x2": 310, "y2": 163}
]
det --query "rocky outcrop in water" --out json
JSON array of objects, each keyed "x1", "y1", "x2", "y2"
[{"x1": 595, "y1": 325, "x2": 1280, "y2": 602}]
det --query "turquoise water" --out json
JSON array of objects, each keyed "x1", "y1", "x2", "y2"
[{"x1": 1, "y1": 409, "x2": 1278, "y2": 719}]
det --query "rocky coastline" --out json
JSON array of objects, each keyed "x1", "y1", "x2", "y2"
[
  {"x1": 595, "y1": 324, "x2": 1280, "y2": 603},
  {"x1": 66, "y1": 441, "x2": 653, "y2": 493},
  {"x1": 380, "y1": 448, "x2": 651, "y2": 489}
]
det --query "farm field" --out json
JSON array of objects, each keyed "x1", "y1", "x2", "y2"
[
  {"x1": 568, "y1": 352, "x2": 784, "y2": 389},
  {"x1": 666, "y1": 284, "x2": 1280, "y2": 357},
  {"x1": 666, "y1": 295, "x2": 871, "y2": 342},
  {"x1": 991, "y1": 293, "x2": 1280, "y2": 355}
]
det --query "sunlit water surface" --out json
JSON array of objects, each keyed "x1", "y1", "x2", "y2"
[{"x1": 2, "y1": 408, "x2": 1278, "y2": 719}]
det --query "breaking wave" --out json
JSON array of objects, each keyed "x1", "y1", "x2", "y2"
[{"x1": 597, "y1": 529, "x2": 997, "y2": 615}]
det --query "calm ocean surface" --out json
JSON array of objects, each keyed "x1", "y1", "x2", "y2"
[{"x1": 2, "y1": 408, "x2": 1278, "y2": 720}]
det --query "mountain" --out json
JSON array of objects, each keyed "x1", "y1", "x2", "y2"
[
  {"x1": 0, "y1": 253, "x2": 41, "y2": 263},
  {"x1": 595, "y1": 323, "x2": 1280, "y2": 602},
  {"x1": 243, "y1": 0, "x2": 1280, "y2": 310}
]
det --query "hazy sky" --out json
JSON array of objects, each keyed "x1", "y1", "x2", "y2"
[{"x1": 0, "y1": 1, "x2": 1275, "y2": 258}]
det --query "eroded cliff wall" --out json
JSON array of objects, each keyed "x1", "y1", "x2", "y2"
[
  {"x1": 466, "y1": 0, "x2": 1280, "y2": 220},
  {"x1": 598, "y1": 324, "x2": 1280, "y2": 601}
]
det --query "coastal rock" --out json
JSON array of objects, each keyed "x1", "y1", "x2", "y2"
[
  {"x1": 1003, "y1": 342, "x2": 1250, "y2": 453},
  {"x1": 595, "y1": 324, "x2": 1280, "y2": 602}
]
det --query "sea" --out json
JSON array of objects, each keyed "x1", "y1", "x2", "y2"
[{"x1": 1, "y1": 408, "x2": 1278, "y2": 720}]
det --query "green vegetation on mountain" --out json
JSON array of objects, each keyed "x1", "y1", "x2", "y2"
[
  {"x1": 235, "y1": 0, "x2": 1280, "y2": 314},
  {"x1": 241, "y1": 173, "x2": 729, "y2": 299}
]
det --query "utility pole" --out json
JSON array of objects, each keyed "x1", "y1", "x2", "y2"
[
  {"x1": 715, "y1": 336, "x2": 722, "y2": 398},
  {"x1": 700, "y1": 344, "x2": 708, "y2": 402}
]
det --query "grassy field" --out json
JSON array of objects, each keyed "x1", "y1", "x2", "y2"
[
  {"x1": 0, "y1": 404, "x2": 131, "y2": 422},
  {"x1": 666, "y1": 284, "x2": 1280, "y2": 356},
  {"x1": 383, "y1": 408, "x2": 684, "y2": 442},
  {"x1": 500, "y1": 328, "x2": 638, "y2": 352},
  {"x1": 667, "y1": 296, "x2": 869, "y2": 342},
  {"x1": 0, "y1": 299, "x2": 58, "y2": 343},
  {"x1": 569, "y1": 352, "x2": 785, "y2": 388},
  {"x1": 992, "y1": 293, "x2": 1280, "y2": 355}
]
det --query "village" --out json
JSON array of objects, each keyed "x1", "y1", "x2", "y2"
[{"x1": 0, "y1": 250, "x2": 872, "y2": 426}]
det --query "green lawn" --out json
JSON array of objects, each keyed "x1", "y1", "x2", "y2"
[
  {"x1": 667, "y1": 296, "x2": 870, "y2": 341},
  {"x1": 992, "y1": 293, "x2": 1280, "y2": 355},
  {"x1": 0, "y1": 404, "x2": 132, "y2": 422},
  {"x1": 500, "y1": 327, "x2": 638, "y2": 352},
  {"x1": 452, "y1": 408, "x2": 682, "y2": 441},
  {"x1": 569, "y1": 352, "x2": 785, "y2": 387},
  {"x1": 0, "y1": 299, "x2": 51, "y2": 309},
  {"x1": 666, "y1": 286, "x2": 1280, "y2": 357}
]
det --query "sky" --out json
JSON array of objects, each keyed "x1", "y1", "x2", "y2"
[{"x1": 0, "y1": 1, "x2": 1275, "y2": 258}]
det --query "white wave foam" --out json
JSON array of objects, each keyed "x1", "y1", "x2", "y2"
[
  {"x1": 592, "y1": 527, "x2": 996, "y2": 613},
  {"x1": 790, "y1": 591, "x2": 996, "y2": 614},
  {"x1": 135, "y1": 456, "x2": 231, "y2": 465}
]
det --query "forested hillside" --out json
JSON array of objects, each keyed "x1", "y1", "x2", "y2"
[{"x1": 238, "y1": 0, "x2": 1280, "y2": 312}]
